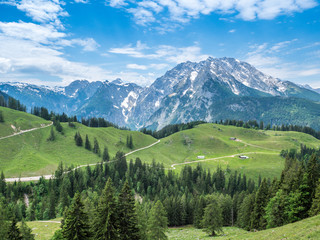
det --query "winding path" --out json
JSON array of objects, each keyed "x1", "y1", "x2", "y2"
[
  {"x1": 0, "y1": 122, "x2": 53, "y2": 141},
  {"x1": 4, "y1": 139, "x2": 161, "y2": 182}
]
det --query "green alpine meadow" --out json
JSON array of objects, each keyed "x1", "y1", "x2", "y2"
[{"x1": 1, "y1": 1, "x2": 320, "y2": 239}]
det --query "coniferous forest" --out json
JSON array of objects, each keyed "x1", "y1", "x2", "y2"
[{"x1": 0, "y1": 144, "x2": 319, "y2": 239}]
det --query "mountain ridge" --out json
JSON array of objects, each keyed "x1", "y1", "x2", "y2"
[{"x1": 1, "y1": 57, "x2": 320, "y2": 130}]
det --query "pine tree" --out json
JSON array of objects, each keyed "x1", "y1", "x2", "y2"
[
  {"x1": 102, "y1": 146, "x2": 110, "y2": 162},
  {"x1": 251, "y1": 178, "x2": 269, "y2": 230},
  {"x1": 129, "y1": 135, "x2": 133, "y2": 149},
  {"x1": 309, "y1": 179, "x2": 320, "y2": 216},
  {"x1": 20, "y1": 220, "x2": 35, "y2": 240},
  {"x1": 238, "y1": 193, "x2": 255, "y2": 230},
  {"x1": 55, "y1": 120, "x2": 63, "y2": 133},
  {"x1": 0, "y1": 110, "x2": 4, "y2": 122},
  {"x1": 118, "y1": 181, "x2": 140, "y2": 240},
  {"x1": 47, "y1": 127, "x2": 55, "y2": 141},
  {"x1": 7, "y1": 218, "x2": 22, "y2": 240},
  {"x1": 74, "y1": 132, "x2": 83, "y2": 147},
  {"x1": 148, "y1": 200, "x2": 168, "y2": 240},
  {"x1": 93, "y1": 138, "x2": 101, "y2": 156},
  {"x1": 0, "y1": 197, "x2": 9, "y2": 240},
  {"x1": 136, "y1": 202, "x2": 148, "y2": 240},
  {"x1": 85, "y1": 135, "x2": 91, "y2": 151},
  {"x1": 193, "y1": 196, "x2": 206, "y2": 228},
  {"x1": 62, "y1": 192, "x2": 91, "y2": 240},
  {"x1": 0, "y1": 171, "x2": 6, "y2": 195},
  {"x1": 201, "y1": 200, "x2": 223, "y2": 237},
  {"x1": 93, "y1": 178, "x2": 119, "y2": 240}
]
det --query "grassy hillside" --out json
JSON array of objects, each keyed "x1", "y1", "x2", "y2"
[
  {"x1": 128, "y1": 123, "x2": 320, "y2": 180},
  {"x1": 168, "y1": 214, "x2": 320, "y2": 239},
  {"x1": 0, "y1": 109, "x2": 156, "y2": 178},
  {"x1": 23, "y1": 214, "x2": 320, "y2": 239},
  {"x1": 1, "y1": 109, "x2": 320, "y2": 180},
  {"x1": 0, "y1": 106, "x2": 50, "y2": 137}
]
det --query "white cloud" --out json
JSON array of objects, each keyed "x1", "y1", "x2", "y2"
[
  {"x1": 229, "y1": 29, "x2": 236, "y2": 33},
  {"x1": 109, "y1": 41, "x2": 208, "y2": 63},
  {"x1": 59, "y1": 38, "x2": 100, "y2": 51},
  {"x1": 0, "y1": 21, "x2": 66, "y2": 44},
  {"x1": 16, "y1": 0, "x2": 68, "y2": 28},
  {"x1": 244, "y1": 40, "x2": 320, "y2": 81},
  {"x1": 126, "y1": 63, "x2": 169, "y2": 70},
  {"x1": 75, "y1": 0, "x2": 89, "y2": 3},
  {"x1": 106, "y1": 0, "x2": 318, "y2": 28},
  {"x1": 127, "y1": 63, "x2": 148, "y2": 70},
  {"x1": 108, "y1": 0, "x2": 128, "y2": 7}
]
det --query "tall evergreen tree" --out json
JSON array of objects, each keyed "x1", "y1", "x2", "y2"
[
  {"x1": 148, "y1": 200, "x2": 168, "y2": 240},
  {"x1": 85, "y1": 135, "x2": 91, "y2": 151},
  {"x1": 7, "y1": 218, "x2": 22, "y2": 240},
  {"x1": 93, "y1": 178, "x2": 119, "y2": 240},
  {"x1": 93, "y1": 138, "x2": 101, "y2": 156},
  {"x1": 251, "y1": 178, "x2": 269, "y2": 230},
  {"x1": 309, "y1": 179, "x2": 320, "y2": 216},
  {"x1": 102, "y1": 146, "x2": 110, "y2": 162},
  {"x1": 62, "y1": 192, "x2": 91, "y2": 240},
  {"x1": 118, "y1": 181, "x2": 140, "y2": 240},
  {"x1": 55, "y1": 120, "x2": 63, "y2": 133},
  {"x1": 74, "y1": 132, "x2": 83, "y2": 147},
  {"x1": 201, "y1": 200, "x2": 223, "y2": 237},
  {"x1": 20, "y1": 220, "x2": 35, "y2": 240},
  {"x1": 47, "y1": 127, "x2": 55, "y2": 141},
  {"x1": 0, "y1": 171, "x2": 6, "y2": 195},
  {"x1": 0, "y1": 110, "x2": 4, "y2": 122}
]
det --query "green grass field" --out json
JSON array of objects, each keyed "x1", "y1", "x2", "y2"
[
  {"x1": 22, "y1": 220, "x2": 61, "y2": 240},
  {"x1": 128, "y1": 123, "x2": 320, "y2": 180},
  {"x1": 167, "y1": 214, "x2": 320, "y2": 239},
  {"x1": 0, "y1": 106, "x2": 50, "y2": 137},
  {"x1": 23, "y1": 214, "x2": 320, "y2": 240},
  {"x1": 0, "y1": 108, "x2": 156, "y2": 177},
  {"x1": 1, "y1": 108, "x2": 320, "y2": 180}
]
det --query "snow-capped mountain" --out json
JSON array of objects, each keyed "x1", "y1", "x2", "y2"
[{"x1": 1, "y1": 57, "x2": 319, "y2": 130}]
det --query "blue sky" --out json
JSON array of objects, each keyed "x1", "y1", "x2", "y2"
[{"x1": 0, "y1": 0, "x2": 320, "y2": 88}]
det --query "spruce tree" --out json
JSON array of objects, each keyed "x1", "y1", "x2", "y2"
[
  {"x1": 309, "y1": 179, "x2": 320, "y2": 216},
  {"x1": 0, "y1": 171, "x2": 6, "y2": 195},
  {"x1": 47, "y1": 127, "x2": 55, "y2": 141},
  {"x1": 0, "y1": 110, "x2": 4, "y2": 122},
  {"x1": 148, "y1": 200, "x2": 168, "y2": 240},
  {"x1": 55, "y1": 120, "x2": 63, "y2": 133},
  {"x1": 62, "y1": 192, "x2": 91, "y2": 240},
  {"x1": 7, "y1": 218, "x2": 22, "y2": 240},
  {"x1": 201, "y1": 200, "x2": 223, "y2": 236},
  {"x1": 85, "y1": 135, "x2": 91, "y2": 151},
  {"x1": 20, "y1": 220, "x2": 35, "y2": 240},
  {"x1": 74, "y1": 132, "x2": 83, "y2": 147},
  {"x1": 93, "y1": 178, "x2": 119, "y2": 240},
  {"x1": 118, "y1": 181, "x2": 140, "y2": 240},
  {"x1": 93, "y1": 138, "x2": 101, "y2": 156},
  {"x1": 102, "y1": 146, "x2": 110, "y2": 162},
  {"x1": 129, "y1": 135, "x2": 133, "y2": 149},
  {"x1": 251, "y1": 178, "x2": 269, "y2": 230}
]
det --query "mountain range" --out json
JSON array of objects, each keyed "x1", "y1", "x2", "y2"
[{"x1": 1, "y1": 57, "x2": 320, "y2": 130}]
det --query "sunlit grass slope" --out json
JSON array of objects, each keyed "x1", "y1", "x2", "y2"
[
  {"x1": 0, "y1": 106, "x2": 50, "y2": 137},
  {"x1": 0, "y1": 109, "x2": 156, "y2": 178},
  {"x1": 128, "y1": 123, "x2": 320, "y2": 180},
  {"x1": 168, "y1": 214, "x2": 320, "y2": 239}
]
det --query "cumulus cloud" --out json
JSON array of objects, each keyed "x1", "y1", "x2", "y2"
[
  {"x1": 106, "y1": 0, "x2": 318, "y2": 28},
  {"x1": 244, "y1": 40, "x2": 320, "y2": 81},
  {"x1": 109, "y1": 41, "x2": 208, "y2": 63},
  {"x1": 16, "y1": 0, "x2": 68, "y2": 28},
  {"x1": 0, "y1": 21, "x2": 66, "y2": 44}
]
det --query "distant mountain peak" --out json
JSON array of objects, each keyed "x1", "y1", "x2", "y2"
[{"x1": 112, "y1": 78, "x2": 124, "y2": 85}]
